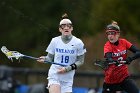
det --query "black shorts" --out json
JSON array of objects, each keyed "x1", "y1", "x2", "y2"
[{"x1": 102, "y1": 77, "x2": 139, "y2": 93}]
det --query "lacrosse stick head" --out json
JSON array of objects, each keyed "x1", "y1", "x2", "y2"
[
  {"x1": 1, "y1": 46, "x2": 24, "y2": 60},
  {"x1": 94, "y1": 59, "x2": 109, "y2": 70}
]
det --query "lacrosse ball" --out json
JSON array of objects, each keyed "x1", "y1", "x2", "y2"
[{"x1": 6, "y1": 52, "x2": 12, "y2": 56}]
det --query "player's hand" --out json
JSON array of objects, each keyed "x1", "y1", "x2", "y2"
[
  {"x1": 37, "y1": 56, "x2": 46, "y2": 63},
  {"x1": 125, "y1": 57, "x2": 133, "y2": 64},
  {"x1": 57, "y1": 67, "x2": 66, "y2": 74},
  {"x1": 114, "y1": 60, "x2": 120, "y2": 66}
]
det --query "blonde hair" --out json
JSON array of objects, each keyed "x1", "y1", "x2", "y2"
[
  {"x1": 59, "y1": 13, "x2": 72, "y2": 25},
  {"x1": 111, "y1": 20, "x2": 118, "y2": 26},
  {"x1": 62, "y1": 13, "x2": 68, "y2": 19},
  {"x1": 106, "y1": 20, "x2": 120, "y2": 31}
]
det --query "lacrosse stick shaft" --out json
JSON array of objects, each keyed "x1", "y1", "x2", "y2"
[
  {"x1": 23, "y1": 55, "x2": 39, "y2": 60},
  {"x1": 44, "y1": 61, "x2": 67, "y2": 66},
  {"x1": 108, "y1": 61, "x2": 126, "y2": 66},
  {"x1": 94, "y1": 59, "x2": 127, "y2": 70},
  {"x1": 23, "y1": 55, "x2": 67, "y2": 66}
]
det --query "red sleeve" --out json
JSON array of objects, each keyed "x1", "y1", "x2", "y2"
[{"x1": 123, "y1": 39, "x2": 132, "y2": 49}]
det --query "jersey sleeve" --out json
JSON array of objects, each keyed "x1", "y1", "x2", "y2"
[
  {"x1": 77, "y1": 40, "x2": 86, "y2": 56},
  {"x1": 124, "y1": 39, "x2": 132, "y2": 49},
  {"x1": 46, "y1": 38, "x2": 56, "y2": 54}
]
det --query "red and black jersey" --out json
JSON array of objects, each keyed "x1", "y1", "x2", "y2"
[{"x1": 104, "y1": 38, "x2": 132, "y2": 84}]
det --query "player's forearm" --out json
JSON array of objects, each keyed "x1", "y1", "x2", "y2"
[
  {"x1": 128, "y1": 45, "x2": 140, "y2": 60},
  {"x1": 65, "y1": 54, "x2": 85, "y2": 72},
  {"x1": 45, "y1": 53, "x2": 54, "y2": 62},
  {"x1": 131, "y1": 51, "x2": 140, "y2": 60}
]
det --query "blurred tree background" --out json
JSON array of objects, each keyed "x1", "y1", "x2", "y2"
[{"x1": 1, "y1": 0, "x2": 140, "y2": 73}]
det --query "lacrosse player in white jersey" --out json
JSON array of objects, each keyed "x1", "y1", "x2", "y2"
[{"x1": 37, "y1": 13, "x2": 86, "y2": 93}]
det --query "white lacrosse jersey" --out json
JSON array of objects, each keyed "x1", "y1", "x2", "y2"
[{"x1": 46, "y1": 36, "x2": 86, "y2": 82}]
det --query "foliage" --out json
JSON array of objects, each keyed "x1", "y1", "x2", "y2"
[{"x1": 0, "y1": 0, "x2": 140, "y2": 68}]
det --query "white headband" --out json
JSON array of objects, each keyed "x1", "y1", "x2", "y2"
[{"x1": 59, "y1": 19, "x2": 72, "y2": 25}]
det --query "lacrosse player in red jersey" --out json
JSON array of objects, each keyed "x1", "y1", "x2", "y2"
[
  {"x1": 37, "y1": 13, "x2": 86, "y2": 93},
  {"x1": 102, "y1": 21, "x2": 140, "y2": 93}
]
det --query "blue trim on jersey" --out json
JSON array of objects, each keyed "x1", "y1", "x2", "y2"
[{"x1": 56, "y1": 48, "x2": 75, "y2": 54}]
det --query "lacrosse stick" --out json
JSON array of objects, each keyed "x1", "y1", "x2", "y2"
[
  {"x1": 1, "y1": 46, "x2": 67, "y2": 66},
  {"x1": 94, "y1": 59, "x2": 126, "y2": 70}
]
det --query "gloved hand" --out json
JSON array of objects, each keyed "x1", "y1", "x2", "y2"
[
  {"x1": 114, "y1": 60, "x2": 120, "y2": 66},
  {"x1": 105, "y1": 58, "x2": 114, "y2": 63},
  {"x1": 125, "y1": 57, "x2": 133, "y2": 64}
]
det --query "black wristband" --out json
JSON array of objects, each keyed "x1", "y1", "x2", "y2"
[{"x1": 70, "y1": 63, "x2": 77, "y2": 70}]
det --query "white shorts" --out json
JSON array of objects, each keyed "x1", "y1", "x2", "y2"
[{"x1": 48, "y1": 78, "x2": 73, "y2": 93}]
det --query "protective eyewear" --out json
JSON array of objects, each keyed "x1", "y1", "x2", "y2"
[
  {"x1": 59, "y1": 24, "x2": 72, "y2": 29},
  {"x1": 106, "y1": 30, "x2": 119, "y2": 35}
]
